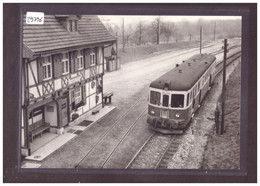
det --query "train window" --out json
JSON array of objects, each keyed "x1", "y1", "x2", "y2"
[
  {"x1": 150, "y1": 91, "x2": 161, "y2": 105},
  {"x1": 186, "y1": 93, "x2": 190, "y2": 107},
  {"x1": 162, "y1": 95, "x2": 169, "y2": 107},
  {"x1": 171, "y1": 94, "x2": 184, "y2": 108}
]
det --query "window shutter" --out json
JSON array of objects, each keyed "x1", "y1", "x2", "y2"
[
  {"x1": 69, "y1": 52, "x2": 75, "y2": 73},
  {"x1": 96, "y1": 47, "x2": 100, "y2": 65},
  {"x1": 74, "y1": 51, "x2": 79, "y2": 71},
  {"x1": 82, "y1": 85, "x2": 86, "y2": 104},
  {"x1": 69, "y1": 89, "x2": 75, "y2": 112},
  {"x1": 95, "y1": 47, "x2": 98, "y2": 65},
  {"x1": 53, "y1": 54, "x2": 62, "y2": 78},
  {"x1": 38, "y1": 58, "x2": 44, "y2": 83},
  {"x1": 84, "y1": 49, "x2": 91, "y2": 69},
  {"x1": 101, "y1": 47, "x2": 104, "y2": 64}
]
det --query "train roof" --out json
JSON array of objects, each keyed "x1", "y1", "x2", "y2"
[{"x1": 150, "y1": 54, "x2": 216, "y2": 91}]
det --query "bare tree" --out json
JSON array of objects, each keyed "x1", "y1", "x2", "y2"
[
  {"x1": 136, "y1": 21, "x2": 144, "y2": 45},
  {"x1": 151, "y1": 17, "x2": 163, "y2": 44},
  {"x1": 161, "y1": 21, "x2": 177, "y2": 43},
  {"x1": 125, "y1": 24, "x2": 133, "y2": 46},
  {"x1": 104, "y1": 23, "x2": 115, "y2": 35}
]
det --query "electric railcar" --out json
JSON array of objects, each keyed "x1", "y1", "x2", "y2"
[{"x1": 147, "y1": 54, "x2": 217, "y2": 134}]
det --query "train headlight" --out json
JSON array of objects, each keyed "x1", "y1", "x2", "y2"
[
  {"x1": 176, "y1": 113, "x2": 180, "y2": 118},
  {"x1": 151, "y1": 110, "x2": 155, "y2": 115}
]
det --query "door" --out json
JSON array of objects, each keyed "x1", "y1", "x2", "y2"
[
  {"x1": 161, "y1": 94, "x2": 169, "y2": 119},
  {"x1": 199, "y1": 90, "x2": 202, "y2": 104},
  {"x1": 61, "y1": 92, "x2": 69, "y2": 127}
]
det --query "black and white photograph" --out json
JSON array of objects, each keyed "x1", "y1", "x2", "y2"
[{"x1": 3, "y1": 3, "x2": 257, "y2": 183}]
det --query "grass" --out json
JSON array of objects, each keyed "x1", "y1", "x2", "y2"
[
  {"x1": 202, "y1": 61, "x2": 241, "y2": 169},
  {"x1": 105, "y1": 41, "x2": 200, "y2": 64}
]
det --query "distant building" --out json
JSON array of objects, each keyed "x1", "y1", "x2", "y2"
[{"x1": 21, "y1": 15, "x2": 116, "y2": 156}]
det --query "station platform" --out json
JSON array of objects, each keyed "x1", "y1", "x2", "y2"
[{"x1": 22, "y1": 106, "x2": 115, "y2": 167}]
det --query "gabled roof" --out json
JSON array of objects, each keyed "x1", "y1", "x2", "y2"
[
  {"x1": 23, "y1": 15, "x2": 116, "y2": 58},
  {"x1": 150, "y1": 54, "x2": 216, "y2": 91}
]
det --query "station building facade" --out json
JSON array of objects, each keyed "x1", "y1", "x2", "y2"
[{"x1": 21, "y1": 15, "x2": 116, "y2": 156}]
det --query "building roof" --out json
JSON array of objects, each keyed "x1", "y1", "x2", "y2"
[
  {"x1": 23, "y1": 15, "x2": 116, "y2": 57},
  {"x1": 150, "y1": 54, "x2": 216, "y2": 91}
]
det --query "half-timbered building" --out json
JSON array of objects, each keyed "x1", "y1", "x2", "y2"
[{"x1": 21, "y1": 15, "x2": 116, "y2": 156}]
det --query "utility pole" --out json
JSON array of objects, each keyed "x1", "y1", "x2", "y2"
[
  {"x1": 200, "y1": 26, "x2": 202, "y2": 54},
  {"x1": 122, "y1": 18, "x2": 125, "y2": 52},
  {"x1": 157, "y1": 17, "x2": 160, "y2": 45},
  {"x1": 116, "y1": 32, "x2": 118, "y2": 67},
  {"x1": 221, "y1": 38, "x2": 228, "y2": 134},
  {"x1": 214, "y1": 21, "x2": 216, "y2": 41}
]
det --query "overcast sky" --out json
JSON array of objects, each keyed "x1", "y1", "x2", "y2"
[{"x1": 99, "y1": 15, "x2": 241, "y2": 26}]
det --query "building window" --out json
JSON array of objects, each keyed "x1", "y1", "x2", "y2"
[
  {"x1": 69, "y1": 20, "x2": 73, "y2": 32},
  {"x1": 62, "y1": 59, "x2": 69, "y2": 74},
  {"x1": 75, "y1": 20, "x2": 78, "y2": 31},
  {"x1": 75, "y1": 86, "x2": 82, "y2": 107},
  {"x1": 77, "y1": 50, "x2": 84, "y2": 70},
  {"x1": 68, "y1": 20, "x2": 78, "y2": 32},
  {"x1": 43, "y1": 62, "x2": 52, "y2": 80},
  {"x1": 90, "y1": 53, "x2": 95, "y2": 66},
  {"x1": 89, "y1": 48, "x2": 96, "y2": 66}
]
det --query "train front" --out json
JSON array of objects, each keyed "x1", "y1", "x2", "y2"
[{"x1": 147, "y1": 84, "x2": 191, "y2": 134}]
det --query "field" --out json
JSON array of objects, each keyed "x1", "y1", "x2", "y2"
[
  {"x1": 105, "y1": 41, "x2": 200, "y2": 64},
  {"x1": 202, "y1": 61, "x2": 241, "y2": 169}
]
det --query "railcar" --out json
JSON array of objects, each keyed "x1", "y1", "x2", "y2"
[{"x1": 147, "y1": 54, "x2": 217, "y2": 134}]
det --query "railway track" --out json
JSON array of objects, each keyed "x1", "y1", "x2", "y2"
[
  {"x1": 155, "y1": 135, "x2": 182, "y2": 169},
  {"x1": 75, "y1": 95, "x2": 147, "y2": 168},
  {"x1": 126, "y1": 133, "x2": 182, "y2": 169}
]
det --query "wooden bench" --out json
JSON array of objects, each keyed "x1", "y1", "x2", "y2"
[
  {"x1": 103, "y1": 92, "x2": 114, "y2": 104},
  {"x1": 28, "y1": 120, "x2": 50, "y2": 142}
]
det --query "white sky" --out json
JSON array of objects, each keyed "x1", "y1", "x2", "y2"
[{"x1": 99, "y1": 15, "x2": 241, "y2": 26}]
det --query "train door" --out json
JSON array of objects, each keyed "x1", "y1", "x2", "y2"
[
  {"x1": 209, "y1": 75, "x2": 212, "y2": 87},
  {"x1": 199, "y1": 90, "x2": 202, "y2": 107},
  {"x1": 161, "y1": 93, "x2": 169, "y2": 119},
  {"x1": 61, "y1": 92, "x2": 69, "y2": 127},
  {"x1": 191, "y1": 90, "x2": 195, "y2": 117}
]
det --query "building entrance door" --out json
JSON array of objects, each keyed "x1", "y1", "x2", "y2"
[{"x1": 61, "y1": 92, "x2": 69, "y2": 127}]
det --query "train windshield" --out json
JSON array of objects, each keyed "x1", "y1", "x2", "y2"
[
  {"x1": 150, "y1": 90, "x2": 161, "y2": 105},
  {"x1": 171, "y1": 94, "x2": 184, "y2": 108}
]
